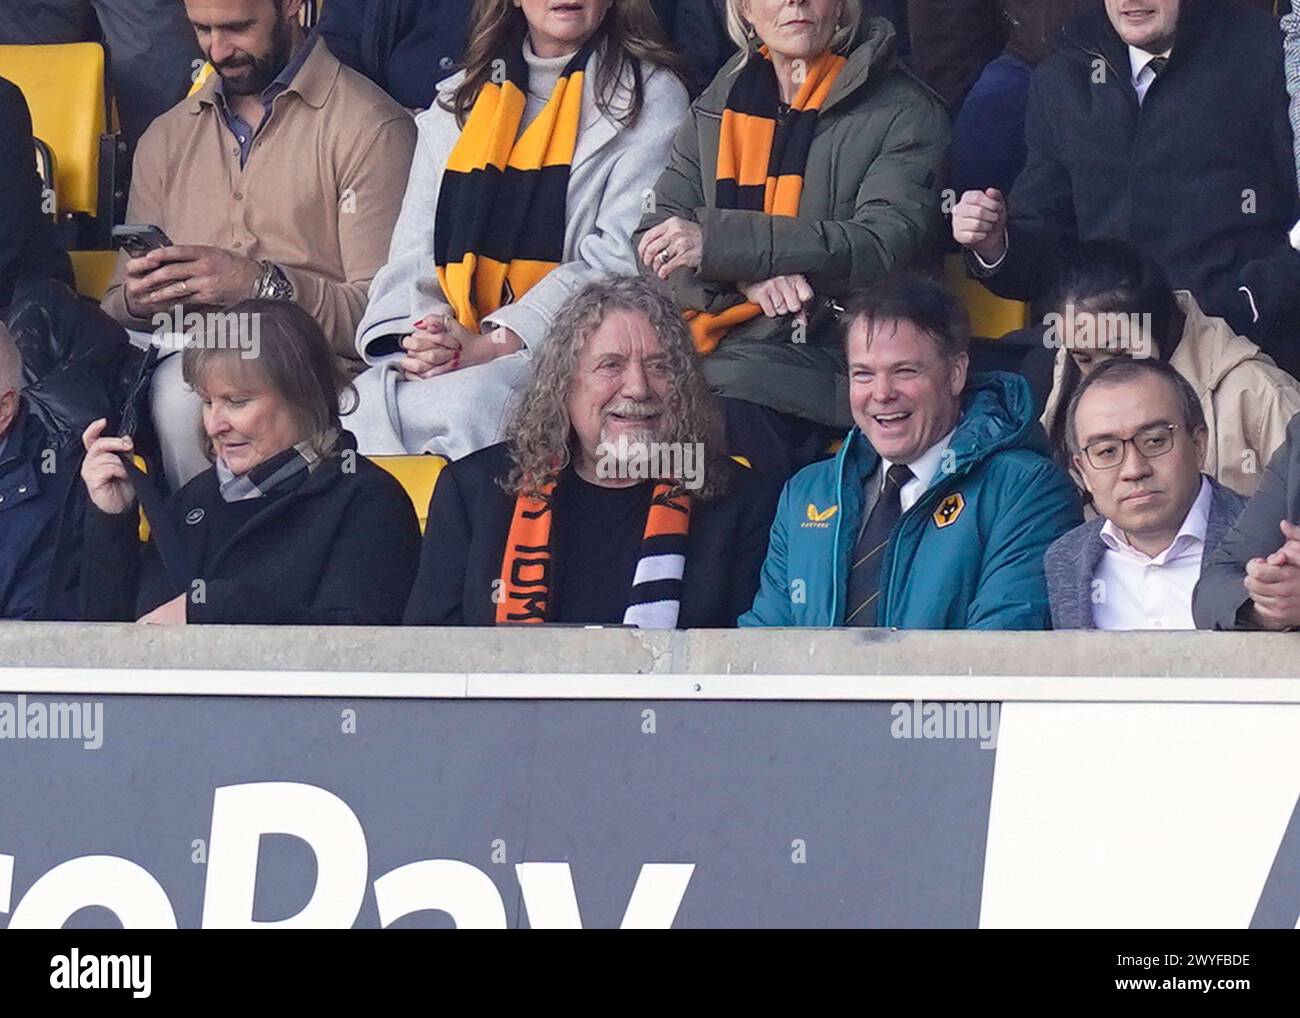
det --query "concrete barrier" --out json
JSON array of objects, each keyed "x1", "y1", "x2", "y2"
[{"x1": 2, "y1": 623, "x2": 1299, "y2": 928}]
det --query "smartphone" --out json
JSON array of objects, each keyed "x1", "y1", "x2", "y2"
[{"x1": 111, "y1": 224, "x2": 174, "y2": 258}]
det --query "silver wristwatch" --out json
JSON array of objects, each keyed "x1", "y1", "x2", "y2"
[{"x1": 254, "y1": 260, "x2": 294, "y2": 301}]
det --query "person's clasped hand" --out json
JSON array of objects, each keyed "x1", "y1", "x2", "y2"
[
  {"x1": 1244, "y1": 519, "x2": 1300, "y2": 630},
  {"x1": 399, "y1": 314, "x2": 523, "y2": 381},
  {"x1": 951, "y1": 188, "x2": 1009, "y2": 265},
  {"x1": 739, "y1": 274, "x2": 813, "y2": 324},
  {"x1": 637, "y1": 216, "x2": 704, "y2": 280}
]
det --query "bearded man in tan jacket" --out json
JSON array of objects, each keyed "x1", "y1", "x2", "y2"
[{"x1": 101, "y1": 0, "x2": 415, "y2": 487}]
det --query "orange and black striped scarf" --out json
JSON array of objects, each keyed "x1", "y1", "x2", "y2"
[
  {"x1": 496, "y1": 481, "x2": 692, "y2": 627},
  {"x1": 434, "y1": 36, "x2": 596, "y2": 331},
  {"x1": 688, "y1": 48, "x2": 846, "y2": 355}
]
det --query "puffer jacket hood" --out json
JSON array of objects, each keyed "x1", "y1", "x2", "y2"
[
  {"x1": 844, "y1": 370, "x2": 1048, "y2": 483},
  {"x1": 741, "y1": 371, "x2": 1082, "y2": 630}
]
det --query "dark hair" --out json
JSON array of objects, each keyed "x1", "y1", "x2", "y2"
[
  {"x1": 181, "y1": 300, "x2": 355, "y2": 461},
  {"x1": 1046, "y1": 239, "x2": 1179, "y2": 466},
  {"x1": 1064, "y1": 356, "x2": 1206, "y2": 456},
  {"x1": 444, "y1": 0, "x2": 687, "y2": 128},
  {"x1": 840, "y1": 274, "x2": 970, "y2": 359}
]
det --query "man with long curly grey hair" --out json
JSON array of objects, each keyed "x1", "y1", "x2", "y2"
[{"x1": 403, "y1": 277, "x2": 782, "y2": 629}]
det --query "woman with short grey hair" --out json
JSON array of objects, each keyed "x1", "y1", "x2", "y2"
[
  {"x1": 78, "y1": 301, "x2": 421, "y2": 625},
  {"x1": 634, "y1": 0, "x2": 948, "y2": 476}
]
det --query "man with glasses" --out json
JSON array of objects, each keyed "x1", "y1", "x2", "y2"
[{"x1": 1045, "y1": 357, "x2": 1246, "y2": 630}]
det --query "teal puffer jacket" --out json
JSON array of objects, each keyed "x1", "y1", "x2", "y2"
[{"x1": 741, "y1": 372, "x2": 1083, "y2": 630}]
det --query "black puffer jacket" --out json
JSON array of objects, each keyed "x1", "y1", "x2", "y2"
[{"x1": 5, "y1": 277, "x2": 150, "y2": 452}]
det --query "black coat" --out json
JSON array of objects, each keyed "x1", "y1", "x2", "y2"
[
  {"x1": 404, "y1": 442, "x2": 782, "y2": 627},
  {"x1": 317, "y1": 0, "x2": 471, "y2": 110},
  {"x1": 970, "y1": 0, "x2": 1300, "y2": 371},
  {"x1": 0, "y1": 77, "x2": 73, "y2": 314},
  {"x1": 79, "y1": 439, "x2": 421, "y2": 624},
  {"x1": 1194, "y1": 413, "x2": 1300, "y2": 630},
  {"x1": 0, "y1": 403, "x2": 78, "y2": 619},
  {"x1": 649, "y1": 0, "x2": 734, "y2": 96}
]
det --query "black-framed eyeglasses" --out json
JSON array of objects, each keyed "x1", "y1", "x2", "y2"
[{"x1": 1080, "y1": 423, "x2": 1180, "y2": 470}]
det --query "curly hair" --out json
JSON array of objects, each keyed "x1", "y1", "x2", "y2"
[{"x1": 502, "y1": 277, "x2": 734, "y2": 500}]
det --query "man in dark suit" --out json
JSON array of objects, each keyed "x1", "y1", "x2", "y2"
[
  {"x1": 1046, "y1": 357, "x2": 1245, "y2": 630},
  {"x1": 0, "y1": 77, "x2": 73, "y2": 316},
  {"x1": 952, "y1": 0, "x2": 1300, "y2": 376}
]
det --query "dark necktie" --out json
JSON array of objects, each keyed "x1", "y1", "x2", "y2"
[
  {"x1": 844, "y1": 463, "x2": 913, "y2": 627},
  {"x1": 1147, "y1": 55, "x2": 1169, "y2": 79}
]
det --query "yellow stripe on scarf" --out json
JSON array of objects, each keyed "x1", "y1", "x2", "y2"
[
  {"x1": 688, "y1": 51, "x2": 846, "y2": 355},
  {"x1": 437, "y1": 63, "x2": 587, "y2": 332}
]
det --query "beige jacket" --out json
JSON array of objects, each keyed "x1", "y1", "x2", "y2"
[
  {"x1": 1042, "y1": 291, "x2": 1300, "y2": 496},
  {"x1": 102, "y1": 41, "x2": 416, "y2": 366}
]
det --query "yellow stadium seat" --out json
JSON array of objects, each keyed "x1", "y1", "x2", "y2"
[
  {"x1": 944, "y1": 253, "x2": 1030, "y2": 339},
  {"x1": 134, "y1": 456, "x2": 151, "y2": 543},
  {"x1": 69, "y1": 250, "x2": 118, "y2": 301},
  {"x1": 0, "y1": 43, "x2": 112, "y2": 224},
  {"x1": 369, "y1": 455, "x2": 446, "y2": 533}
]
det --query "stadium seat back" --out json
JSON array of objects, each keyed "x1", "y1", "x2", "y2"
[
  {"x1": 944, "y1": 254, "x2": 1031, "y2": 339},
  {"x1": 0, "y1": 43, "x2": 107, "y2": 217},
  {"x1": 369, "y1": 455, "x2": 446, "y2": 533},
  {"x1": 32, "y1": 137, "x2": 57, "y2": 220},
  {"x1": 68, "y1": 250, "x2": 118, "y2": 301}
]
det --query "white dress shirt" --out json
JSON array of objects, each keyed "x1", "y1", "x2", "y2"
[
  {"x1": 865, "y1": 424, "x2": 959, "y2": 518},
  {"x1": 1129, "y1": 45, "x2": 1172, "y2": 105},
  {"x1": 1093, "y1": 476, "x2": 1211, "y2": 631}
]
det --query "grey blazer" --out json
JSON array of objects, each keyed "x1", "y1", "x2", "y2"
[
  {"x1": 1044, "y1": 476, "x2": 1247, "y2": 630},
  {"x1": 1195, "y1": 412, "x2": 1300, "y2": 630}
]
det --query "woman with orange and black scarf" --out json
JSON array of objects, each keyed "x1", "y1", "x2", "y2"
[
  {"x1": 349, "y1": 0, "x2": 689, "y2": 460},
  {"x1": 634, "y1": 0, "x2": 948, "y2": 478}
]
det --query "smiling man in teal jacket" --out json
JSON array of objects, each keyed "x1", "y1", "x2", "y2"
[{"x1": 741, "y1": 275, "x2": 1081, "y2": 630}]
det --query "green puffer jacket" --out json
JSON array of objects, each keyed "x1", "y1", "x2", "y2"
[{"x1": 635, "y1": 17, "x2": 950, "y2": 427}]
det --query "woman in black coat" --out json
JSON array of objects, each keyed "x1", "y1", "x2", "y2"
[{"x1": 78, "y1": 301, "x2": 421, "y2": 625}]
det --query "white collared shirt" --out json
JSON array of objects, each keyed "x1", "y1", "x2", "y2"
[
  {"x1": 875, "y1": 424, "x2": 959, "y2": 515},
  {"x1": 1092, "y1": 476, "x2": 1211, "y2": 631},
  {"x1": 1129, "y1": 45, "x2": 1172, "y2": 104}
]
